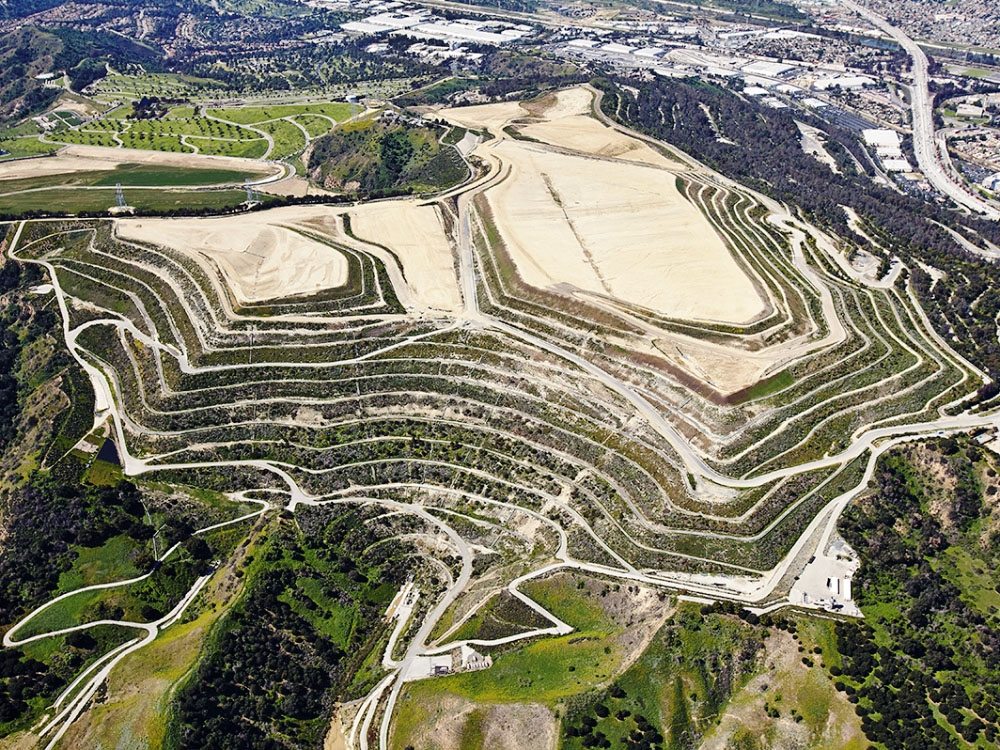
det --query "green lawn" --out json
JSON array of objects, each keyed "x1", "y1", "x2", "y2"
[
  {"x1": 401, "y1": 573, "x2": 628, "y2": 708},
  {"x1": 254, "y1": 119, "x2": 307, "y2": 159},
  {"x1": 45, "y1": 112, "x2": 267, "y2": 159},
  {"x1": 426, "y1": 631, "x2": 620, "y2": 704},
  {"x1": 166, "y1": 105, "x2": 197, "y2": 119},
  {"x1": 58, "y1": 535, "x2": 145, "y2": 592},
  {"x1": 522, "y1": 573, "x2": 608, "y2": 631},
  {"x1": 15, "y1": 587, "x2": 105, "y2": 638},
  {"x1": 0, "y1": 138, "x2": 60, "y2": 159},
  {"x1": 207, "y1": 101, "x2": 353, "y2": 125},
  {"x1": 295, "y1": 114, "x2": 336, "y2": 138},
  {"x1": 85, "y1": 458, "x2": 124, "y2": 485},
  {"x1": 52, "y1": 130, "x2": 119, "y2": 148},
  {"x1": 0, "y1": 164, "x2": 263, "y2": 195},
  {"x1": 187, "y1": 136, "x2": 269, "y2": 159},
  {"x1": 89, "y1": 164, "x2": 265, "y2": 187},
  {"x1": 730, "y1": 368, "x2": 795, "y2": 404},
  {"x1": 443, "y1": 125, "x2": 468, "y2": 145},
  {"x1": 0, "y1": 187, "x2": 250, "y2": 216},
  {"x1": 117, "y1": 131, "x2": 189, "y2": 153},
  {"x1": 33, "y1": 98, "x2": 354, "y2": 163}
]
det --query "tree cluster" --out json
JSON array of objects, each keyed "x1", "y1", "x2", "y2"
[{"x1": 833, "y1": 444, "x2": 1000, "y2": 749}]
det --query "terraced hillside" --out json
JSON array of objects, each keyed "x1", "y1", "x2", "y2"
[{"x1": 3, "y1": 85, "x2": 998, "y2": 749}]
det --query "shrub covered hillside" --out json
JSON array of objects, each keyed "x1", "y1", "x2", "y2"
[
  {"x1": 0, "y1": 26, "x2": 161, "y2": 123},
  {"x1": 308, "y1": 115, "x2": 468, "y2": 195},
  {"x1": 836, "y1": 437, "x2": 1000, "y2": 749}
]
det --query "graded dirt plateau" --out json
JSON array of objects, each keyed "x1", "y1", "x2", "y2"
[
  {"x1": 441, "y1": 87, "x2": 766, "y2": 325},
  {"x1": 115, "y1": 202, "x2": 460, "y2": 312},
  {"x1": 348, "y1": 201, "x2": 461, "y2": 313},
  {"x1": 486, "y1": 142, "x2": 765, "y2": 323},
  {"x1": 517, "y1": 87, "x2": 672, "y2": 167},
  {"x1": 116, "y1": 213, "x2": 349, "y2": 305}
]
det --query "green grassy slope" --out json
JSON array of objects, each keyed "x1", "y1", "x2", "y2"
[{"x1": 308, "y1": 117, "x2": 468, "y2": 195}]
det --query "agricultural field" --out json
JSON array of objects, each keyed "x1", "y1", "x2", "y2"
[
  {"x1": 0, "y1": 163, "x2": 268, "y2": 193},
  {"x1": 0, "y1": 145, "x2": 278, "y2": 216},
  {"x1": 2, "y1": 76, "x2": 1000, "y2": 750}
]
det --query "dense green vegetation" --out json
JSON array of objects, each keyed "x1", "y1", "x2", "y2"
[
  {"x1": 833, "y1": 438, "x2": 1000, "y2": 749},
  {"x1": 556, "y1": 599, "x2": 871, "y2": 750},
  {"x1": 446, "y1": 592, "x2": 550, "y2": 642},
  {"x1": 395, "y1": 53, "x2": 585, "y2": 108},
  {"x1": 309, "y1": 117, "x2": 467, "y2": 194},
  {"x1": 0, "y1": 26, "x2": 160, "y2": 124},
  {"x1": 0, "y1": 254, "x2": 124, "y2": 729},
  {"x1": 169, "y1": 505, "x2": 416, "y2": 748},
  {"x1": 561, "y1": 603, "x2": 763, "y2": 750},
  {"x1": 0, "y1": 251, "x2": 247, "y2": 734},
  {"x1": 182, "y1": 39, "x2": 437, "y2": 96},
  {"x1": 395, "y1": 78, "x2": 483, "y2": 107}
]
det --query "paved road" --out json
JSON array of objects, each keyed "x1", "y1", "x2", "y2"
[{"x1": 840, "y1": 0, "x2": 999, "y2": 219}]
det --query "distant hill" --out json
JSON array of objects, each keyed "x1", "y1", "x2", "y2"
[
  {"x1": 0, "y1": 25, "x2": 162, "y2": 123},
  {"x1": 0, "y1": 27, "x2": 62, "y2": 122}
]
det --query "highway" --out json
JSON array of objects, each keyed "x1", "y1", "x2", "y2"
[{"x1": 841, "y1": 0, "x2": 1000, "y2": 219}]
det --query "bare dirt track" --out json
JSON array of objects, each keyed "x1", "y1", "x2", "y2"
[{"x1": 0, "y1": 144, "x2": 278, "y2": 182}]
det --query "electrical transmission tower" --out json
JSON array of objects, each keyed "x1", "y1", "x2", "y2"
[
  {"x1": 244, "y1": 178, "x2": 259, "y2": 204},
  {"x1": 115, "y1": 183, "x2": 125, "y2": 208}
]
